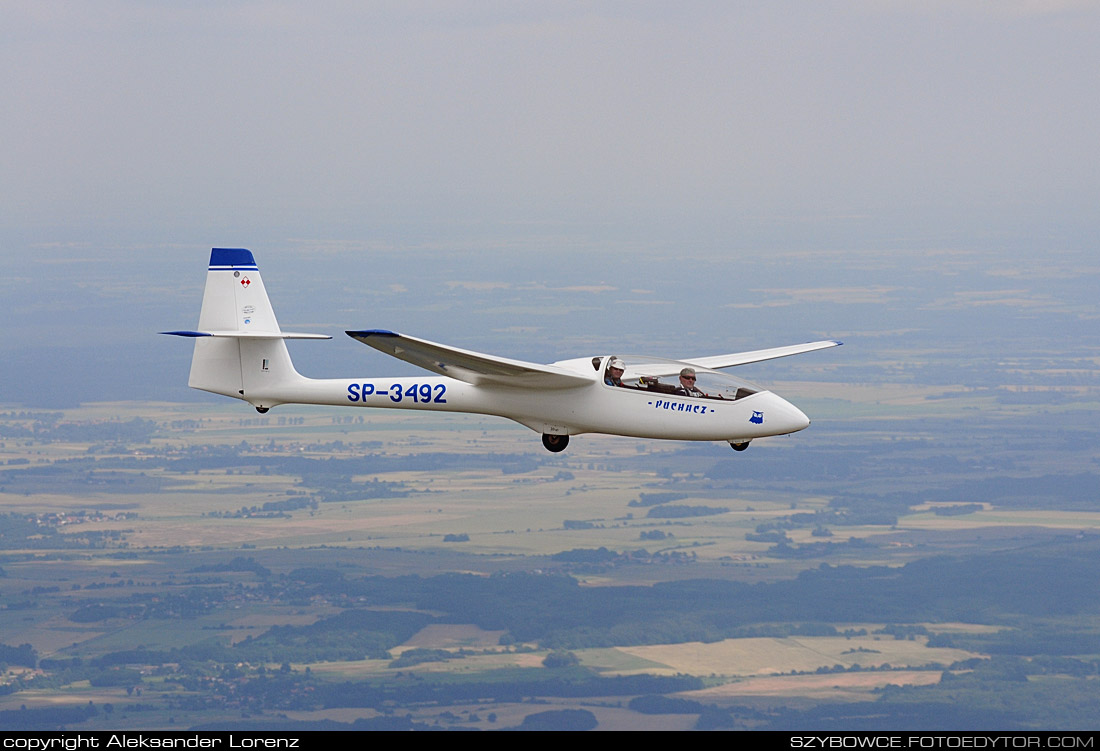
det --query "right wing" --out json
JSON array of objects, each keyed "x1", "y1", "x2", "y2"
[
  {"x1": 684, "y1": 340, "x2": 842, "y2": 371},
  {"x1": 345, "y1": 330, "x2": 593, "y2": 390}
]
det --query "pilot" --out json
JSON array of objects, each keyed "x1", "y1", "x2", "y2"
[
  {"x1": 675, "y1": 367, "x2": 705, "y2": 397},
  {"x1": 605, "y1": 358, "x2": 627, "y2": 387}
]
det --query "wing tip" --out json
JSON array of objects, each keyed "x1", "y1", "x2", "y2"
[{"x1": 346, "y1": 329, "x2": 399, "y2": 339}]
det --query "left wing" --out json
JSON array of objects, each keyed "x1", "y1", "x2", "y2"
[
  {"x1": 684, "y1": 340, "x2": 842, "y2": 371},
  {"x1": 346, "y1": 330, "x2": 593, "y2": 390}
]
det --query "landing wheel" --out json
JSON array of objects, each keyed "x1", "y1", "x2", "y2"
[
  {"x1": 730, "y1": 441, "x2": 750, "y2": 452},
  {"x1": 542, "y1": 434, "x2": 569, "y2": 453},
  {"x1": 255, "y1": 406, "x2": 270, "y2": 414}
]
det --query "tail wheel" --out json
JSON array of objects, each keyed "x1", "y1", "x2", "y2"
[
  {"x1": 542, "y1": 434, "x2": 569, "y2": 453},
  {"x1": 730, "y1": 441, "x2": 750, "y2": 452}
]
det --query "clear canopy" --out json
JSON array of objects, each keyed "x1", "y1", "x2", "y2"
[{"x1": 602, "y1": 355, "x2": 763, "y2": 401}]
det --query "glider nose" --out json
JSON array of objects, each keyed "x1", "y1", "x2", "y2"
[
  {"x1": 771, "y1": 394, "x2": 811, "y2": 434},
  {"x1": 790, "y1": 404, "x2": 811, "y2": 433}
]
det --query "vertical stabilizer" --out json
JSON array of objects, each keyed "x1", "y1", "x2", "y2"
[
  {"x1": 186, "y1": 248, "x2": 302, "y2": 406},
  {"x1": 197, "y1": 248, "x2": 281, "y2": 334}
]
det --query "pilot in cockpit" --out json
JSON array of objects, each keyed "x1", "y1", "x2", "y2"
[
  {"x1": 675, "y1": 367, "x2": 705, "y2": 397},
  {"x1": 604, "y1": 358, "x2": 627, "y2": 387}
]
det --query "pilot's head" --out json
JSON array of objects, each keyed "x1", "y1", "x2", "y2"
[
  {"x1": 608, "y1": 358, "x2": 626, "y2": 379},
  {"x1": 679, "y1": 367, "x2": 697, "y2": 386}
]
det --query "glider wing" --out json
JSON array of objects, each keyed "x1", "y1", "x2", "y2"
[{"x1": 346, "y1": 330, "x2": 592, "y2": 389}]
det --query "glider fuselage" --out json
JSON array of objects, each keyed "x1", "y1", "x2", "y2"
[{"x1": 245, "y1": 367, "x2": 809, "y2": 442}]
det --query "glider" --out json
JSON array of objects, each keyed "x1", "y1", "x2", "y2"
[{"x1": 164, "y1": 249, "x2": 841, "y2": 453}]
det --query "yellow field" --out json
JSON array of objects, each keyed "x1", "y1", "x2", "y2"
[
  {"x1": 612, "y1": 634, "x2": 977, "y2": 678},
  {"x1": 691, "y1": 670, "x2": 943, "y2": 700}
]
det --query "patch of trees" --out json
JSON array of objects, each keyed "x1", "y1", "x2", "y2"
[
  {"x1": 390, "y1": 648, "x2": 460, "y2": 668},
  {"x1": 315, "y1": 477, "x2": 410, "y2": 504},
  {"x1": 69, "y1": 604, "x2": 143, "y2": 622},
  {"x1": 546, "y1": 547, "x2": 695, "y2": 572},
  {"x1": 235, "y1": 608, "x2": 436, "y2": 663},
  {"x1": 542, "y1": 651, "x2": 579, "y2": 668},
  {"x1": 628, "y1": 492, "x2": 689, "y2": 507},
  {"x1": 260, "y1": 497, "x2": 318, "y2": 513},
  {"x1": 752, "y1": 503, "x2": 903, "y2": 533},
  {"x1": 188, "y1": 556, "x2": 272, "y2": 578},
  {"x1": 745, "y1": 531, "x2": 790, "y2": 543},
  {"x1": 646, "y1": 505, "x2": 729, "y2": 518},
  {"x1": 695, "y1": 705, "x2": 742, "y2": 730},
  {"x1": 767, "y1": 537, "x2": 875, "y2": 559},
  {"x1": 552, "y1": 547, "x2": 618, "y2": 563},
  {"x1": 0, "y1": 417, "x2": 155, "y2": 443},
  {"x1": 515, "y1": 708, "x2": 597, "y2": 731},
  {"x1": 929, "y1": 625, "x2": 1100, "y2": 657},
  {"x1": 0, "y1": 465, "x2": 165, "y2": 495},
  {"x1": 875, "y1": 624, "x2": 929, "y2": 640},
  {"x1": 70, "y1": 588, "x2": 228, "y2": 623},
  {"x1": 0, "y1": 642, "x2": 36, "y2": 668},
  {"x1": 0, "y1": 514, "x2": 47, "y2": 547},
  {"x1": 88, "y1": 668, "x2": 143, "y2": 687},
  {"x1": 563, "y1": 520, "x2": 596, "y2": 530},
  {"x1": 0, "y1": 513, "x2": 129, "y2": 550}
]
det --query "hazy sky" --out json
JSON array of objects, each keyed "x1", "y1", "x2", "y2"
[
  {"x1": 3, "y1": 1, "x2": 1099, "y2": 407},
  {"x1": 3, "y1": 1, "x2": 1098, "y2": 248}
]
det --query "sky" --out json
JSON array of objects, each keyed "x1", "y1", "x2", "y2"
[
  {"x1": 2, "y1": 0, "x2": 1098, "y2": 249},
  {"x1": 1, "y1": 1, "x2": 1098, "y2": 408}
]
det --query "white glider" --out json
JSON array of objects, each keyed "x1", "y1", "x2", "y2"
[{"x1": 164, "y1": 249, "x2": 841, "y2": 453}]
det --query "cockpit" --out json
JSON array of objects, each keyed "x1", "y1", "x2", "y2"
[{"x1": 598, "y1": 355, "x2": 762, "y2": 401}]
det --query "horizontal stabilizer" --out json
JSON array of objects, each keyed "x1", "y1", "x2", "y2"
[
  {"x1": 346, "y1": 330, "x2": 591, "y2": 389},
  {"x1": 161, "y1": 330, "x2": 330, "y2": 339}
]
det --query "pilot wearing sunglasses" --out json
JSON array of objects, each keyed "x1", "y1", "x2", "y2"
[{"x1": 676, "y1": 367, "x2": 705, "y2": 397}]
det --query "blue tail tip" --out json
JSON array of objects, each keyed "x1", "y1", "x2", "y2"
[{"x1": 209, "y1": 248, "x2": 256, "y2": 267}]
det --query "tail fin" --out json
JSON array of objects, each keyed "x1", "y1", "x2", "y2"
[{"x1": 163, "y1": 248, "x2": 328, "y2": 408}]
